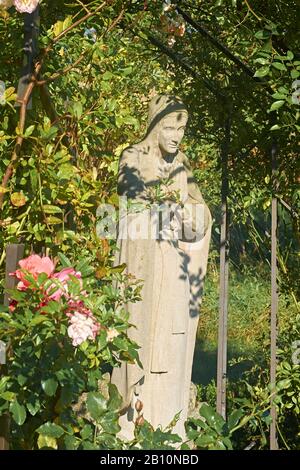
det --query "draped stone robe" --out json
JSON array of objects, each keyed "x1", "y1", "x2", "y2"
[{"x1": 111, "y1": 140, "x2": 212, "y2": 440}]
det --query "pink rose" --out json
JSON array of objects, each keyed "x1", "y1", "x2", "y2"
[
  {"x1": 13, "y1": 0, "x2": 39, "y2": 14},
  {"x1": 9, "y1": 299, "x2": 17, "y2": 313},
  {"x1": 11, "y1": 254, "x2": 55, "y2": 289},
  {"x1": 19, "y1": 254, "x2": 54, "y2": 276},
  {"x1": 53, "y1": 268, "x2": 81, "y2": 283},
  {"x1": 66, "y1": 299, "x2": 91, "y2": 316},
  {"x1": 67, "y1": 311, "x2": 100, "y2": 347},
  {"x1": 48, "y1": 268, "x2": 82, "y2": 301},
  {"x1": 106, "y1": 328, "x2": 119, "y2": 342}
]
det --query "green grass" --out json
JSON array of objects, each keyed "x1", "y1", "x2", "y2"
[{"x1": 193, "y1": 258, "x2": 298, "y2": 385}]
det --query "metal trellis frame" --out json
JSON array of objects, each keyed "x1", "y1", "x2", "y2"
[{"x1": 147, "y1": 2, "x2": 281, "y2": 447}]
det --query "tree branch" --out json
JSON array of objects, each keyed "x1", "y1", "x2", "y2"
[
  {"x1": 0, "y1": 1, "x2": 109, "y2": 214},
  {"x1": 36, "y1": 51, "x2": 87, "y2": 86}
]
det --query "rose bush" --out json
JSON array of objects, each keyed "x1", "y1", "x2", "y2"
[
  {"x1": 0, "y1": 252, "x2": 143, "y2": 449},
  {"x1": 10, "y1": 254, "x2": 101, "y2": 346}
]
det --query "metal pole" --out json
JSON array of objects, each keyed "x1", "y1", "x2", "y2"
[
  {"x1": 217, "y1": 115, "x2": 231, "y2": 419},
  {"x1": 16, "y1": 7, "x2": 40, "y2": 109},
  {"x1": 270, "y1": 140, "x2": 278, "y2": 450},
  {"x1": 3, "y1": 244, "x2": 25, "y2": 306},
  {"x1": 0, "y1": 244, "x2": 25, "y2": 451}
]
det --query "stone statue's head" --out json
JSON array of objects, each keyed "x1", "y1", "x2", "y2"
[{"x1": 147, "y1": 94, "x2": 188, "y2": 156}]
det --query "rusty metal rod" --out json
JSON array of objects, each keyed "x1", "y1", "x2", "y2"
[
  {"x1": 270, "y1": 140, "x2": 278, "y2": 450},
  {"x1": 217, "y1": 115, "x2": 231, "y2": 419}
]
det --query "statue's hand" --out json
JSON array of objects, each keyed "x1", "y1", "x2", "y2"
[{"x1": 174, "y1": 200, "x2": 209, "y2": 242}]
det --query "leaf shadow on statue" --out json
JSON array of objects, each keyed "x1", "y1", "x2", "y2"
[
  {"x1": 117, "y1": 146, "x2": 186, "y2": 200},
  {"x1": 178, "y1": 248, "x2": 206, "y2": 319}
]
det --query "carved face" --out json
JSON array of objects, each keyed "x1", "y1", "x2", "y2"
[{"x1": 157, "y1": 111, "x2": 188, "y2": 156}]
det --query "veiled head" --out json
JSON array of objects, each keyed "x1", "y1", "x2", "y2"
[{"x1": 147, "y1": 94, "x2": 188, "y2": 156}]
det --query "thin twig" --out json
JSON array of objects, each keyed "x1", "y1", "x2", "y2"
[
  {"x1": 244, "y1": 0, "x2": 262, "y2": 22},
  {"x1": 105, "y1": 7, "x2": 125, "y2": 35},
  {"x1": 52, "y1": 2, "x2": 107, "y2": 45},
  {"x1": 36, "y1": 51, "x2": 87, "y2": 85}
]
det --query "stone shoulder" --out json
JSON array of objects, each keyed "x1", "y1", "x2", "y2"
[{"x1": 121, "y1": 145, "x2": 140, "y2": 160}]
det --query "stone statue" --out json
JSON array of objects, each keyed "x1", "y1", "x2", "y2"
[{"x1": 111, "y1": 94, "x2": 212, "y2": 440}]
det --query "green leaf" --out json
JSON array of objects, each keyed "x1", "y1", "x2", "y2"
[
  {"x1": 181, "y1": 443, "x2": 191, "y2": 450},
  {"x1": 57, "y1": 163, "x2": 75, "y2": 180},
  {"x1": 270, "y1": 124, "x2": 280, "y2": 131},
  {"x1": 270, "y1": 100, "x2": 285, "y2": 111},
  {"x1": 42, "y1": 205, "x2": 63, "y2": 214},
  {"x1": 30, "y1": 315, "x2": 48, "y2": 326},
  {"x1": 121, "y1": 66, "x2": 133, "y2": 76},
  {"x1": 291, "y1": 69, "x2": 300, "y2": 79},
  {"x1": 76, "y1": 258, "x2": 94, "y2": 277},
  {"x1": 27, "y1": 398, "x2": 41, "y2": 416},
  {"x1": 0, "y1": 391, "x2": 15, "y2": 401},
  {"x1": 108, "y1": 383, "x2": 122, "y2": 410},
  {"x1": 254, "y1": 66, "x2": 270, "y2": 78},
  {"x1": 58, "y1": 252, "x2": 72, "y2": 267},
  {"x1": 37, "y1": 434, "x2": 58, "y2": 449},
  {"x1": 227, "y1": 409, "x2": 244, "y2": 431},
  {"x1": 81, "y1": 441, "x2": 99, "y2": 450},
  {"x1": 36, "y1": 422, "x2": 65, "y2": 438},
  {"x1": 255, "y1": 30, "x2": 271, "y2": 40},
  {"x1": 188, "y1": 417, "x2": 208, "y2": 431},
  {"x1": 53, "y1": 20, "x2": 64, "y2": 37},
  {"x1": 46, "y1": 216, "x2": 62, "y2": 225},
  {"x1": 80, "y1": 424, "x2": 93, "y2": 440},
  {"x1": 97, "y1": 411, "x2": 120, "y2": 434},
  {"x1": 62, "y1": 16, "x2": 72, "y2": 31},
  {"x1": 73, "y1": 102, "x2": 83, "y2": 119},
  {"x1": 24, "y1": 125, "x2": 35, "y2": 137},
  {"x1": 222, "y1": 436, "x2": 233, "y2": 449},
  {"x1": 254, "y1": 57, "x2": 269, "y2": 65},
  {"x1": 41, "y1": 378, "x2": 58, "y2": 397},
  {"x1": 272, "y1": 62, "x2": 287, "y2": 71},
  {"x1": 278, "y1": 86, "x2": 288, "y2": 94},
  {"x1": 86, "y1": 392, "x2": 107, "y2": 421},
  {"x1": 200, "y1": 404, "x2": 225, "y2": 433},
  {"x1": 195, "y1": 433, "x2": 216, "y2": 447},
  {"x1": 187, "y1": 428, "x2": 201, "y2": 440},
  {"x1": 277, "y1": 378, "x2": 291, "y2": 390},
  {"x1": 30, "y1": 169, "x2": 38, "y2": 191},
  {"x1": 102, "y1": 71, "x2": 113, "y2": 80},
  {"x1": 17, "y1": 374, "x2": 27, "y2": 386},
  {"x1": 64, "y1": 435, "x2": 79, "y2": 450},
  {"x1": 41, "y1": 126, "x2": 58, "y2": 141},
  {"x1": 10, "y1": 400, "x2": 27, "y2": 426},
  {"x1": 272, "y1": 92, "x2": 287, "y2": 100}
]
